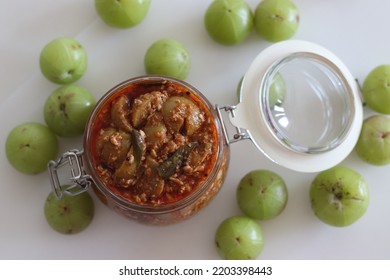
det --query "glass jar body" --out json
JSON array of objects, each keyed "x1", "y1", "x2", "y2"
[{"x1": 83, "y1": 76, "x2": 230, "y2": 225}]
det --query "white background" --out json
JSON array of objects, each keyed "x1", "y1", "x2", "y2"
[{"x1": 1, "y1": 0, "x2": 389, "y2": 260}]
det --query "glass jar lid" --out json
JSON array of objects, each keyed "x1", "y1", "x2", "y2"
[{"x1": 231, "y1": 40, "x2": 363, "y2": 172}]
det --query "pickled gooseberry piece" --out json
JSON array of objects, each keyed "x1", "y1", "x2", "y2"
[
  {"x1": 204, "y1": 0, "x2": 254, "y2": 45},
  {"x1": 254, "y1": 0, "x2": 300, "y2": 42},
  {"x1": 236, "y1": 170, "x2": 288, "y2": 220},
  {"x1": 362, "y1": 65, "x2": 390, "y2": 114},
  {"x1": 355, "y1": 115, "x2": 390, "y2": 165},
  {"x1": 44, "y1": 85, "x2": 96, "y2": 137},
  {"x1": 215, "y1": 216, "x2": 264, "y2": 260},
  {"x1": 5, "y1": 122, "x2": 59, "y2": 175},
  {"x1": 95, "y1": 0, "x2": 151, "y2": 28},
  {"x1": 144, "y1": 39, "x2": 191, "y2": 80},
  {"x1": 39, "y1": 37, "x2": 87, "y2": 84},
  {"x1": 310, "y1": 166, "x2": 369, "y2": 227},
  {"x1": 44, "y1": 190, "x2": 95, "y2": 234}
]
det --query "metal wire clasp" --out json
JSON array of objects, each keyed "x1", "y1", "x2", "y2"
[
  {"x1": 48, "y1": 149, "x2": 92, "y2": 199},
  {"x1": 216, "y1": 105, "x2": 251, "y2": 145}
]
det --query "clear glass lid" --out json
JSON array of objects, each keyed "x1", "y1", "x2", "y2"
[
  {"x1": 230, "y1": 40, "x2": 363, "y2": 172},
  {"x1": 261, "y1": 52, "x2": 354, "y2": 154}
]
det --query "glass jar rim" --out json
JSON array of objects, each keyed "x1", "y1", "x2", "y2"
[
  {"x1": 260, "y1": 52, "x2": 355, "y2": 154},
  {"x1": 82, "y1": 75, "x2": 226, "y2": 214}
]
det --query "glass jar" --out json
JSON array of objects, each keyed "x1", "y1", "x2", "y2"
[
  {"x1": 49, "y1": 76, "x2": 230, "y2": 225},
  {"x1": 48, "y1": 40, "x2": 363, "y2": 225}
]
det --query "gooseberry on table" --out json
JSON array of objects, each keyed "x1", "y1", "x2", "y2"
[
  {"x1": 355, "y1": 115, "x2": 390, "y2": 165},
  {"x1": 95, "y1": 0, "x2": 151, "y2": 29},
  {"x1": 362, "y1": 65, "x2": 390, "y2": 114},
  {"x1": 310, "y1": 166, "x2": 369, "y2": 227},
  {"x1": 144, "y1": 38, "x2": 191, "y2": 80},
  {"x1": 254, "y1": 0, "x2": 300, "y2": 42},
  {"x1": 236, "y1": 169, "x2": 288, "y2": 220},
  {"x1": 44, "y1": 189, "x2": 95, "y2": 234},
  {"x1": 5, "y1": 122, "x2": 59, "y2": 175},
  {"x1": 39, "y1": 37, "x2": 87, "y2": 84},
  {"x1": 215, "y1": 215, "x2": 264, "y2": 260},
  {"x1": 204, "y1": 0, "x2": 254, "y2": 46},
  {"x1": 43, "y1": 85, "x2": 96, "y2": 138}
]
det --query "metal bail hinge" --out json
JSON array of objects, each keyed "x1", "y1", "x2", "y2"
[
  {"x1": 48, "y1": 149, "x2": 92, "y2": 199},
  {"x1": 216, "y1": 104, "x2": 251, "y2": 145}
]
